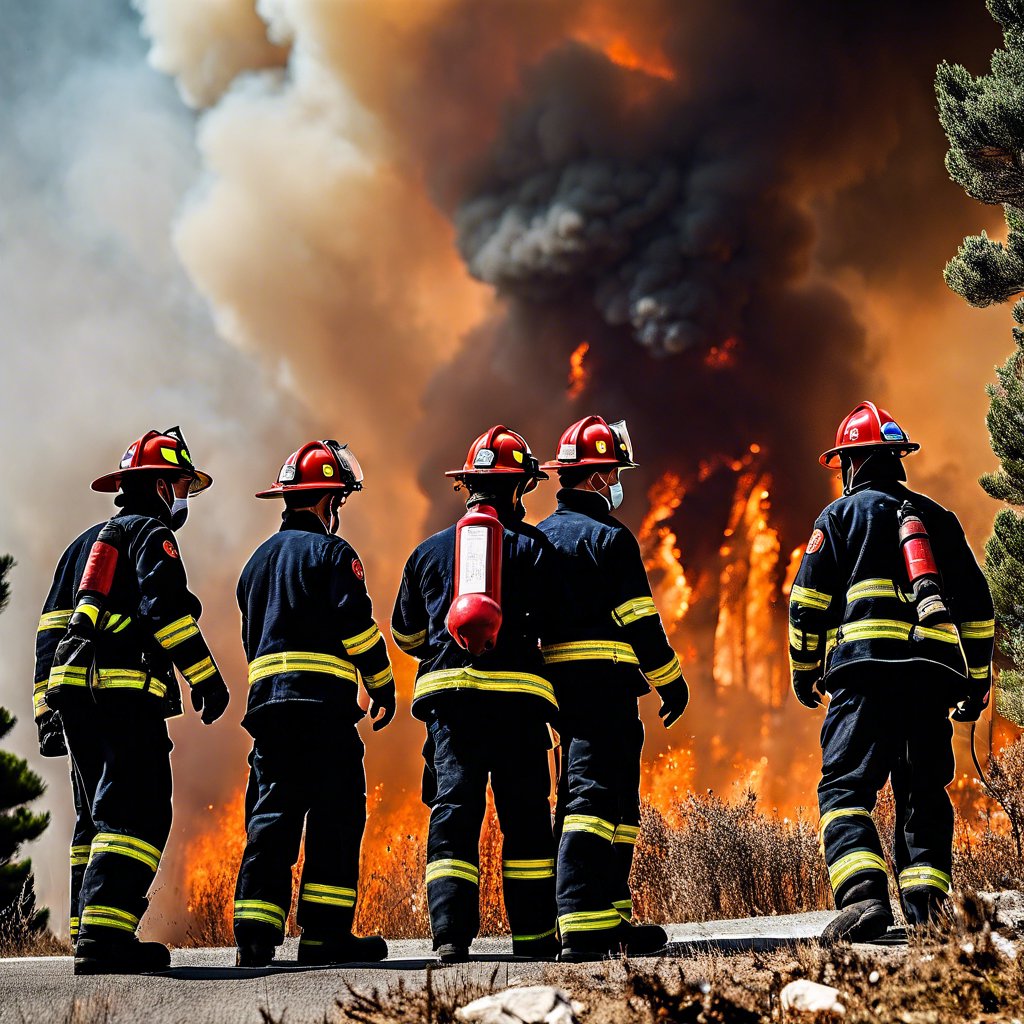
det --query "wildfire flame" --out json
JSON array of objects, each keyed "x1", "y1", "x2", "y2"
[
  {"x1": 639, "y1": 472, "x2": 693, "y2": 630},
  {"x1": 567, "y1": 341, "x2": 590, "y2": 399},
  {"x1": 572, "y1": 26, "x2": 677, "y2": 81}
]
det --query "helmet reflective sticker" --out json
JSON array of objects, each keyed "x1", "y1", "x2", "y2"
[
  {"x1": 512, "y1": 449, "x2": 524, "y2": 464},
  {"x1": 323, "y1": 464, "x2": 335, "y2": 477},
  {"x1": 279, "y1": 463, "x2": 297, "y2": 483},
  {"x1": 474, "y1": 448, "x2": 496, "y2": 468},
  {"x1": 596, "y1": 440, "x2": 608, "y2": 454},
  {"x1": 558, "y1": 443, "x2": 577, "y2": 461},
  {"x1": 881, "y1": 421, "x2": 906, "y2": 441}
]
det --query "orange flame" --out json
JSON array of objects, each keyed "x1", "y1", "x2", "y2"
[
  {"x1": 639, "y1": 472, "x2": 693, "y2": 630},
  {"x1": 567, "y1": 341, "x2": 590, "y2": 399},
  {"x1": 573, "y1": 26, "x2": 677, "y2": 81}
]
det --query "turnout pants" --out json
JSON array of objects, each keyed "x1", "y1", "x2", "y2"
[
  {"x1": 818, "y1": 673, "x2": 955, "y2": 923},
  {"x1": 555, "y1": 696, "x2": 645, "y2": 942},
  {"x1": 233, "y1": 706, "x2": 366, "y2": 946},
  {"x1": 422, "y1": 714, "x2": 556, "y2": 951},
  {"x1": 61, "y1": 697, "x2": 173, "y2": 945}
]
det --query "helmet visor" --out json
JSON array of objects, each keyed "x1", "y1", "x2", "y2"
[
  {"x1": 323, "y1": 440, "x2": 364, "y2": 490},
  {"x1": 608, "y1": 420, "x2": 636, "y2": 467}
]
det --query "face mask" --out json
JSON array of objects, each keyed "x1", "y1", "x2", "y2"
[
  {"x1": 608, "y1": 480, "x2": 624, "y2": 510},
  {"x1": 170, "y1": 497, "x2": 189, "y2": 531}
]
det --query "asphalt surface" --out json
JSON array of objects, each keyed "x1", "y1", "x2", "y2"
[{"x1": 0, "y1": 912, "x2": 842, "y2": 1024}]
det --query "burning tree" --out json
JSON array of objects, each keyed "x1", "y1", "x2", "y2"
[
  {"x1": 937, "y1": 0, "x2": 1024, "y2": 725},
  {"x1": 0, "y1": 555, "x2": 50, "y2": 942}
]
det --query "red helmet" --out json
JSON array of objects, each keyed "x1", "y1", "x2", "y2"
[
  {"x1": 540, "y1": 415, "x2": 638, "y2": 472},
  {"x1": 256, "y1": 440, "x2": 364, "y2": 499},
  {"x1": 445, "y1": 425, "x2": 548, "y2": 484},
  {"x1": 91, "y1": 427, "x2": 212, "y2": 494},
  {"x1": 819, "y1": 401, "x2": 920, "y2": 469}
]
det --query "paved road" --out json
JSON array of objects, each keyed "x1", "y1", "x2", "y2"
[{"x1": 0, "y1": 912, "x2": 841, "y2": 1024}]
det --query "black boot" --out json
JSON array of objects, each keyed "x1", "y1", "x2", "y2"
[
  {"x1": 561, "y1": 921, "x2": 668, "y2": 962},
  {"x1": 512, "y1": 933, "x2": 560, "y2": 960},
  {"x1": 436, "y1": 941, "x2": 471, "y2": 964},
  {"x1": 901, "y1": 887, "x2": 949, "y2": 930},
  {"x1": 236, "y1": 940, "x2": 275, "y2": 967},
  {"x1": 74, "y1": 936, "x2": 171, "y2": 976},
  {"x1": 297, "y1": 933, "x2": 388, "y2": 965},
  {"x1": 822, "y1": 877, "x2": 894, "y2": 945}
]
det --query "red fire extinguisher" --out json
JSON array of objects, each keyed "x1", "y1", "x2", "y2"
[
  {"x1": 446, "y1": 503, "x2": 504, "y2": 656},
  {"x1": 897, "y1": 502, "x2": 950, "y2": 625}
]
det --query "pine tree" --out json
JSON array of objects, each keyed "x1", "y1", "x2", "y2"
[
  {"x1": 937, "y1": 0, "x2": 1024, "y2": 725},
  {"x1": 0, "y1": 555, "x2": 50, "y2": 936}
]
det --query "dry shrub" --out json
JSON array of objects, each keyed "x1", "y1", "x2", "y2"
[{"x1": 632, "y1": 788, "x2": 829, "y2": 922}]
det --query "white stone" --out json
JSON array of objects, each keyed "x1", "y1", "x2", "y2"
[
  {"x1": 457, "y1": 986, "x2": 585, "y2": 1024},
  {"x1": 780, "y1": 979, "x2": 846, "y2": 1016}
]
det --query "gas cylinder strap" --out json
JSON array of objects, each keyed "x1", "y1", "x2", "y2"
[
  {"x1": 90, "y1": 832, "x2": 162, "y2": 872},
  {"x1": 790, "y1": 585, "x2": 832, "y2": 611},
  {"x1": 81, "y1": 904, "x2": 138, "y2": 934},
  {"x1": 234, "y1": 899, "x2": 286, "y2": 929},
  {"x1": 898, "y1": 865, "x2": 951, "y2": 894},
  {"x1": 47, "y1": 666, "x2": 168, "y2": 699},
  {"x1": 846, "y1": 579, "x2": 912, "y2": 604},
  {"x1": 154, "y1": 614, "x2": 200, "y2": 650},
  {"x1": 247, "y1": 651, "x2": 358, "y2": 686},
  {"x1": 645, "y1": 657, "x2": 683, "y2": 687},
  {"x1": 960, "y1": 619, "x2": 995, "y2": 639},
  {"x1": 426, "y1": 859, "x2": 479, "y2": 885},
  {"x1": 342, "y1": 623, "x2": 383, "y2": 657},
  {"x1": 827, "y1": 850, "x2": 888, "y2": 892},
  {"x1": 392, "y1": 626, "x2": 427, "y2": 652},
  {"x1": 838, "y1": 619, "x2": 960, "y2": 644},
  {"x1": 37, "y1": 610, "x2": 72, "y2": 631},
  {"x1": 414, "y1": 667, "x2": 557, "y2": 707},
  {"x1": 541, "y1": 640, "x2": 638, "y2": 665},
  {"x1": 559, "y1": 909, "x2": 622, "y2": 933},
  {"x1": 612, "y1": 597, "x2": 659, "y2": 626},
  {"x1": 300, "y1": 883, "x2": 356, "y2": 908},
  {"x1": 502, "y1": 859, "x2": 555, "y2": 880}
]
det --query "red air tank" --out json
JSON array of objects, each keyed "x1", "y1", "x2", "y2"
[
  {"x1": 897, "y1": 502, "x2": 949, "y2": 625},
  {"x1": 446, "y1": 503, "x2": 504, "y2": 656}
]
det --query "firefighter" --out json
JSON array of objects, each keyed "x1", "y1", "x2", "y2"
[
  {"x1": 790, "y1": 401, "x2": 994, "y2": 943},
  {"x1": 392, "y1": 426, "x2": 560, "y2": 964},
  {"x1": 232, "y1": 440, "x2": 394, "y2": 968},
  {"x1": 38, "y1": 427, "x2": 230, "y2": 975},
  {"x1": 537, "y1": 415, "x2": 687, "y2": 961}
]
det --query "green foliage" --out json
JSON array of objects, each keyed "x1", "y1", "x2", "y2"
[
  {"x1": 938, "y1": 1, "x2": 1024, "y2": 725},
  {"x1": 0, "y1": 555, "x2": 49, "y2": 937}
]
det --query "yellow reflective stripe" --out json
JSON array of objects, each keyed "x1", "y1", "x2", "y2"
[
  {"x1": 613, "y1": 899, "x2": 633, "y2": 920},
  {"x1": 69, "y1": 916, "x2": 80, "y2": 939},
  {"x1": 789, "y1": 656, "x2": 823, "y2": 673},
  {"x1": 75, "y1": 601, "x2": 100, "y2": 627},
  {"x1": 788, "y1": 625, "x2": 821, "y2": 651},
  {"x1": 47, "y1": 666, "x2": 167, "y2": 699},
  {"x1": 828, "y1": 850, "x2": 888, "y2": 892},
  {"x1": 960, "y1": 619, "x2": 995, "y2": 639},
  {"x1": 559, "y1": 910, "x2": 622, "y2": 933},
  {"x1": 791, "y1": 585, "x2": 831, "y2": 611},
  {"x1": 512, "y1": 926, "x2": 557, "y2": 942},
  {"x1": 300, "y1": 883, "x2": 356, "y2": 907},
  {"x1": 154, "y1": 615, "x2": 200, "y2": 650},
  {"x1": 37, "y1": 610, "x2": 72, "y2": 632},
  {"x1": 234, "y1": 900, "x2": 286, "y2": 927},
  {"x1": 362, "y1": 666, "x2": 394, "y2": 691},
  {"x1": 968, "y1": 665, "x2": 990, "y2": 680},
  {"x1": 112, "y1": 615, "x2": 132, "y2": 634},
  {"x1": 414, "y1": 667, "x2": 557, "y2": 707},
  {"x1": 914, "y1": 623, "x2": 961, "y2": 644},
  {"x1": 841, "y1": 619, "x2": 913, "y2": 642},
  {"x1": 90, "y1": 832, "x2": 162, "y2": 872},
  {"x1": 502, "y1": 858, "x2": 555, "y2": 879},
  {"x1": 81, "y1": 904, "x2": 139, "y2": 934},
  {"x1": 182, "y1": 656, "x2": 217, "y2": 687},
  {"x1": 898, "y1": 866, "x2": 951, "y2": 894},
  {"x1": 426, "y1": 859, "x2": 479, "y2": 885},
  {"x1": 818, "y1": 807, "x2": 872, "y2": 839},
  {"x1": 612, "y1": 597, "x2": 658, "y2": 626},
  {"x1": 247, "y1": 651, "x2": 358, "y2": 686},
  {"x1": 70, "y1": 844, "x2": 92, "y2": 867},
  {"x1": 645, "y1": 657, "x2": 682, "y2": 687},
  {"x1": 392, "y1": 626, "x2": 427, "y2": 652},
  {"x1": 613, "y1": 824, "x2": 640, "y2": 845},
  {"x1": 563, "y1": 814, "x2": 615, "y2": 841},
  {"x1": 342, "y1": 623, "x2": 382, "y2": 657},
  {"x1": 541, "y1": 641, "x2": 639, "y2": 665},
  {"x1": 846, "y1": 578, "x2": 912, "y2": 604},
  {"x1": 33, "y1": 680, "x2": 49, "y2": 718}
]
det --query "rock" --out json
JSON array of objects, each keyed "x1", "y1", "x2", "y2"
[
  {"x1": 780, "y1": 979, "x2": 846, "y2": 1017},
  {"x1": 980, "y1": 890, "x2": 1024, "y2": 936},
  {"x1": 457, "y1": 986, "x2": 585, "y2": 1024}
]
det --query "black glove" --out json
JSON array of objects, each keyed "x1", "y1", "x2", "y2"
[
  {"x1": 190, "y1": 675, "x2": 230, "y2": 725},
  {"x1": 37, "y1": 711, "x2": 67, "y2": 758},
  {"x1": 657, "y1": 678, "x2": 690, "y2": 730},
  {"x1": 793, "y1": 673, "x2": 823, "y2": 710},
  {"x1": 369, "y1": 684, "x2": 396, "y2": 732},
  {"x1": 952, "y1": 686, "x2": 990, "y2": 723}
]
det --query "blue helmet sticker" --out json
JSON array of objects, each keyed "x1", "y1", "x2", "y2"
[{"x1": 881, "y1": 421, "x2": 906, "y2": 442}]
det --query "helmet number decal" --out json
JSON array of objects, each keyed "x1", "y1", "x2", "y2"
[
  {"x1": 473, "y1": 449, "x2": 496, "y2": 468},
  {"x1": 806, "y1": 529, "x2": 824, "y2": 555},
  {"x1": 351, "y1": 558, "x2": 365, "y2": 581},
  {"x1": 163, "y1": 539, "x2": 179, "y2": 559}
]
